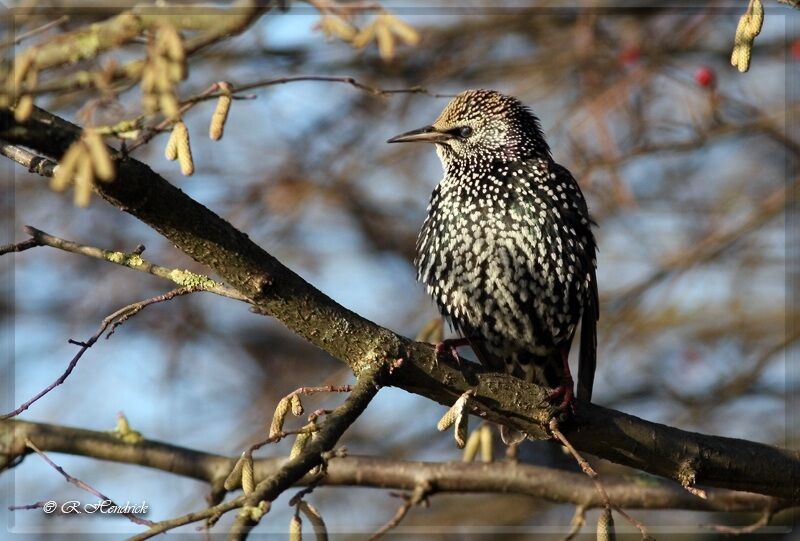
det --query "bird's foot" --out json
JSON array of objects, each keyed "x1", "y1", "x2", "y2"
[
  {"x1": 433, "y1": 337, "x2": 471, "y2": 367},
  {"x1": 540, "y1": 376, "x2": 577, "y2": 416}
]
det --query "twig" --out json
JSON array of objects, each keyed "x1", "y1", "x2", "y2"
[
  {"x1": 368, "y1": 482, "x2": 432, "y2": 541},
  {"x1": 549, "y1": 419, "x2": 651, "y2": 539},
  {"x1": 22, "y1": 226, "x2": 249, "y2": 302},
  {"x1": 8, "y1": 501, "x2": 46, "y2": 511},
  {"x1": 0, "y1": 238, "x2": 42, "y2": 256},
  {"x1": 129, "y1": 364, "x2": 384, "y2": 541},
  {"x1": 124, "y1": 76, "x2": 449, "y2": 153},
  {"x1": 236, "y1": 385, "x2": 353, "y2": 460},
  {"x1": 563, "y1": 504, "x2": 587, "y2": 541},
  {"x1": 702, "y1": 501, "x2": 777, "y2": 535},
  {"x1": 0, "y1": 15, "x2": 70, "y2": 49},
  {"x1": 0, "y1": 140, "x2": 58, "y2": 177},
  {"x1": 1, "y1": 288, "x2": 197, "y2": 419},
  {"x1": 24, "y1": 438, "x2": 153, "y2": 526},
  {"x1": 289, "y1": 384, "x2": 354, "y2": 396},
  {"x1": 226, "y1": 363, "x2": 385, "y2": 540}
]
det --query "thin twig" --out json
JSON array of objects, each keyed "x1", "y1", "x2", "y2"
[
  {"x1": 0, "y1": 15, "x2": 70, "y2": 49},
  {"x1": 131, "y1": 365, "x2": 384, "y2": 541},
  {"x1": 368, "y1": 482, "x2": 432, "y2": 541},
  {"x1": 290, "y1": 384, "x2": 354, "y2": 396},
  {"x1": 0, "y1": 238, "x2": 42, "y2": 256},
  {"x1": 702, "y1": 501, "x2": 777, "y2": 535},
  {"x1": 24, "y1": 438, "x2": 154, "y2": 526},
  {"x1": 1, "y1": 288, "x2": 197, "y2": 419},
  {"x1": 23, "y1": 226, "x2": 249, "y2": 302},
  {"x1": 549, "y1": 419, "x2": 651, "y2": 539},
  {"x1": 563, "y1": 504, "x2": 588, "y2": 541},
  {"x1": 0, "y1": 140, "x2": 59, "y2": 177},
  {"x1": 8, "y1": 501, "x2": 46, "y2": 511},
  {"x1": 124, "y1": 76, "x2": 449, "y2": 153}
]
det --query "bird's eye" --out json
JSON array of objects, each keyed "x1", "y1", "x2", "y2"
[{"x1": 459, "y1": 126, "x2": 473, "y2": 138}]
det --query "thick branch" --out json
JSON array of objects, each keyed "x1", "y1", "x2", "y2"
[
  {"x1": 1, "y1": 419, "x2": 791, "y2": 514},
  {"x1": 1, "y1": 106, "x2": 798, "y2": 501}
]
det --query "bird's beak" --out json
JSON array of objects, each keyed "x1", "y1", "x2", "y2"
[{"x1": 387, "y1": 125, "x2": 453, "y2": 144}]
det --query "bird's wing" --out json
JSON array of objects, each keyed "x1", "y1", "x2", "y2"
[{"x1": 548, "y1": 162, "x2": 599, "y2": 403}]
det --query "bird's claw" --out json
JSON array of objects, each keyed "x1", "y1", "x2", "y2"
[
  {"x1": 539, "y1": 378, "x2": 577, "y2": 416},
  {"x1": 432, "y1": 337, "x2": 472, "y2": 367},
  {"x1": 434, "y1": 341, "x2": 463, "y2": 367}
]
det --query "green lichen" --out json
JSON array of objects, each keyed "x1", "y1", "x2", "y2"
[
  {"x1": 168, "y1": 269, "x2": 218, "y2": 290},
  {"x1": 71, "y1": 29, "x2": 102, "y2": 64},
  {"x1": 105, "y1": 251, "x2": 144, "y2": 267}
]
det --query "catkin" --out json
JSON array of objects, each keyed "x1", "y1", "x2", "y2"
[
  {"x1": 172, "y1": 121, "x2": 194, "y2": 176},
  {"x1": 209, "y1": 93, "x2": 231, "y2": 141}
]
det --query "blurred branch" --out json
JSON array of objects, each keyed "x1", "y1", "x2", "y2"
[
  {"x1": 369, "y1": 482, "x2": 431, "y2": 541},
  {"x1": 2, "y1": 419, "x2": 794, "y2": 514},
  {"x1": 703, "y1": 503, "x2": 777, "y2": 535},
  {"x1": 11, "y1": 1, "x2": 270, "y2": 97},
  {"x1": 611, "y1": 179, "x2": 795, "y2": 312},
  {"x1": 1, "y1": 106, "x2": 798, "y2": 501},
  {"x1": 667, "y1": 327, "x2": 800, "y2": 408},
  {"x1": 0, "y1": 15, "x2": 69, "y2": 49}
]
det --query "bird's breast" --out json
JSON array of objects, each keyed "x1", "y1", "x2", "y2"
[{"x1": 416, "y1": 173, "x2": 590, "y2": 350}]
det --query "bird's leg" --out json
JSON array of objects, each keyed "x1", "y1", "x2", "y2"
[
  {"x1": 541, "y1": 349, "x2": 576, "y2": 414},
  {"x1": 434, "y1": 337, "x2": 472, "y2": 366}
]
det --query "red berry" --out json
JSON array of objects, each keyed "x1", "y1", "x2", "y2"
[{"x1": 694, "y1": 66, "x2": 715, "y2": 88}]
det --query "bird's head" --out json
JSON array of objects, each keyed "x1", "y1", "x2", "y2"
[{"x1": 387, "y1": 89, "x2": 550, "y2": 167}]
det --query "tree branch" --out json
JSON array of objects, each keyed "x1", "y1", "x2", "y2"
[
  {"x1": 18, "y1": 226, "x2": 249, "y2": 303},
  {"x1": 226, "y1": 362, "x2": 384, "y2": 540},
  {"x1": 12, "y1": 1, "x2": 271, "y2": 96},
  {"x1": 1, "y1": 106, "x2": 798, "y2": 501},
  {"x1": 2, "y1": 419, "x2": 792, "y2": 515}
]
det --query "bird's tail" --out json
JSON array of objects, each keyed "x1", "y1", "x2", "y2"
[{"x1": 577, "y1": 283, "x2": 598, "y2": 402}]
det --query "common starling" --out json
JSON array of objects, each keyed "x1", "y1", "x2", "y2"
[{"x1": 388, "y1": 89, "x2": 598, "y2": 425}]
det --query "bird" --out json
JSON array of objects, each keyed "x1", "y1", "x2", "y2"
[{"x1": 388, "y1": 90, "x2": 598, "y2": 438}]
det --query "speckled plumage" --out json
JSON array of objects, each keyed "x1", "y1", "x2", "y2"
[{"x1": 392, "y1": 89, "x2": 598, "y2": 404}]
